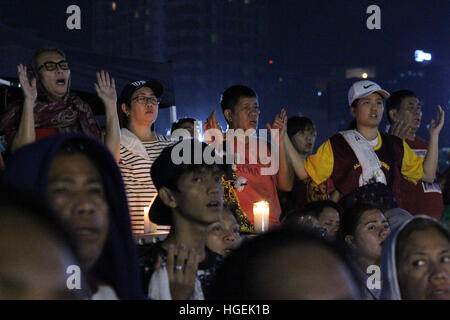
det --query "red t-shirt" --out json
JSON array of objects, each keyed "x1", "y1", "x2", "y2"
[
  {"x1": 233, "y1": 139, "x2": 281, "y2": 228},
  {"x1": 399, "y1": 136, "x2": 444, "y2": 219}
]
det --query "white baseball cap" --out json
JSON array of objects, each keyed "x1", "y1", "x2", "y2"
[{"x1": 348, "y1": 80, "x2": 390, "y2": 106}]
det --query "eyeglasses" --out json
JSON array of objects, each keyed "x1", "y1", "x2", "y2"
[
  {"x1": 38, "y1": 60, "x2": 71, "y2": 71},
  {"x1": 132, "y1": 96, "x2": 161, "y2": 105}
]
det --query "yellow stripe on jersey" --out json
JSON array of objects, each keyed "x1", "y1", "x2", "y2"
[
  {"x1": 401, "y1": 140, "x2": 424, "y2": 184},
  {"x1": 305, "y1": 139, "x2": 334, "y2": 185}
]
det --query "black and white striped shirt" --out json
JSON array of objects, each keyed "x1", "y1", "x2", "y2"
[{"x1": 119, "y1": 128, "x2": 173, "y2": 234}]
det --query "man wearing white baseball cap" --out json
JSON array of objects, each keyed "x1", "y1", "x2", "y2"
[{"x1": 282, "y1": 80, "x2": 444, "y2": 211}]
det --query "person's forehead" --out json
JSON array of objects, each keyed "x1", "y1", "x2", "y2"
[
  {"x1": 49, "y1": 152, "x2": 101, "y2": 179},
  {"x1": 400, "y1": 96, "x2": 419, "y2": 106},
  {"x1": 320, "y1": 207, "x2": 339, "y2": 217},
  {"x1": 37, "y1": 51, "x2": 65, "y2": 65},
  {"x1": 236, "y1": 96, "x2": 258, "y2": 107},
  {"x1": 179, "y1": 122, "x2": 194, "y2": 129},
  {"x1": 131, "y1": 86, "x2": 155, "y2": 98},
  {"x1": 360, "y1": 93, "x2": 383, "y2": 100},
  {"x1": 360, "y1": 209, "x2": 384, "y2": 222},
  {"x1": 405, "y1": 228, "x2": 450, "y2": 250},
  {"x1": 179, "y1": 165, "x2": 223, "y2": 179},
  {"x1": 295, "y1": 126, "x2": 316, "y2": 135}
]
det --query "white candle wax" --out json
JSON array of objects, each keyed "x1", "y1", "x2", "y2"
[{"x1": 253, "y1": 201, "x2": 269, "y2": 233}]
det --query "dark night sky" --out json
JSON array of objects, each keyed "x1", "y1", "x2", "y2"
[
  {"x1": 2, "y1": 0, "x2": 448, "y2": 70},
  {"x1": 268, "y1": 0, "x2": 449, "y2": 68}
]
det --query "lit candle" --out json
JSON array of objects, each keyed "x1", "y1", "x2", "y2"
[
  {"x1": 253, "y1": 201, "x2": 269, "y2": 233},
  {"x1": 143, "y1": 206, "x2": 151, "y2": 234}
]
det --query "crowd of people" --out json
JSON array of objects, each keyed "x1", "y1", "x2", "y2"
[{"x1": 0, "y1": 47, "x2": 449, "y2": 300}]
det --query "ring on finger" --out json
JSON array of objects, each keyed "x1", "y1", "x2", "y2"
[{"x1": 175, "y1": 265, "x2": 183, "y2": 271}]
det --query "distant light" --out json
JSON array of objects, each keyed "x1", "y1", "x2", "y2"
[
  {"x1": 268, "y1": 60, "x2": 273, "y2": 65},
  {"x1": 112, "y1": 1, "x2": 116, "y2": 11},
  {"x1": 415, "y1": 50, "x2": 432, "y2": 62},
  {"x1": 279, "y1": 77, "x2": 283, "y2": 82},
  {"x1": 362, "y1": 73, "x2": 368, "y2": 79},
  {"x1": 135, "y1": 11, "x2": 140, "y2": 19},
  {"x1": 317, "y1": 91, "x2": 322, "y2": 96}
]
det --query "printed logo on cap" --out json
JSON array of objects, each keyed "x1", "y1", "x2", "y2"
[{"x1": 131, "y1": 80, "x2": 146, "y2": 87}]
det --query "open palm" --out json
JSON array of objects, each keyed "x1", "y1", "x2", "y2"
[
  {"x1": 429, "y1": 105, "x2": 445, "y2": 137},
  {"x1": 94, "y1": 70, "x2": 116, "y2": 110},
  {"x1": 17, "y1": 64, "x2": 37, "y2": 102}
]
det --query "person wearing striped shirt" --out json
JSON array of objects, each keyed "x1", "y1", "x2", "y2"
[{"x1": 117, "y1": 80, "x2": 173, "y2": 234}]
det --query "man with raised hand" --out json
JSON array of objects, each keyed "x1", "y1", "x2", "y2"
[
  {"x1": 386, "y1": 90, "x2": 444, "y2": 219},
  {"x1": 204, "y1": 85, "x2": 292, "y2": 229}
]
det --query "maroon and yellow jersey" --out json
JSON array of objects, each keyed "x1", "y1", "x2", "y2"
[
  {"x1": 398, "y1": 136, "x2": 444, "y2": 219},
  {"x1": 305, "y1": 131, "x2": 424, "y2": 202}
]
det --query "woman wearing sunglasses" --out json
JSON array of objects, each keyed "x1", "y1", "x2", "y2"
[{"x1": 0, "y1": 47, "x2": 120, "y2": 158}]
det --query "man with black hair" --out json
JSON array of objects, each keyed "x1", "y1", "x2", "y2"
[
  {"x1": 386, "y1": 90, "x2": 444, "y2": 219},
  {"x1": 139, "y1": 139, "x2": 227, "y2": 300},
  {"x1": 204, "y1": 85, "x2": 292, "y2": 229}
]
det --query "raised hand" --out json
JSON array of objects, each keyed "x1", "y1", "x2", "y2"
[
  {"x1": 204, "y1": 110, "x2": 224, "y2": 144},
  {"x1": 204, "y1": 110, "x2": 223, "y2": 132},
  {"x1": 429, "y1": 105, "x2": 445, "y2": 137},
  {"x1": 166, "y1": 243, "x2": 200, "y2": 300},
  {"x1": 17, "y1": 64, "x2": 37, "y2": 103},
  {"x1": 267, "y1": 108, "x2": 287, "y2": 142},
  {"x1": 388, "y1": 119, "x2": 411, "y2": 140},
  {"x1": 94, "y1": 70, "x2": 116, "y2": 109}
]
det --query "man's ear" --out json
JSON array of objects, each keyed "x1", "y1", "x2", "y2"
[
  {"x1": 158, "y1": 187, "x2": 177, "y2": 208},
  {"x1": 121, "y1": 103, "x2": 129, "y2": 116},
  {"x1": 344, "y1": 235, "x2": 356, "y2": 249},
  {"x1": 388, "y1": 109, "x2": 398, "y2": 123},
  {"x1": 350, "y1": 105, "x2": 356, "y2": 118},
  {"x1": 223, "y1": 109, "x2": 232, "y2": 123}
]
